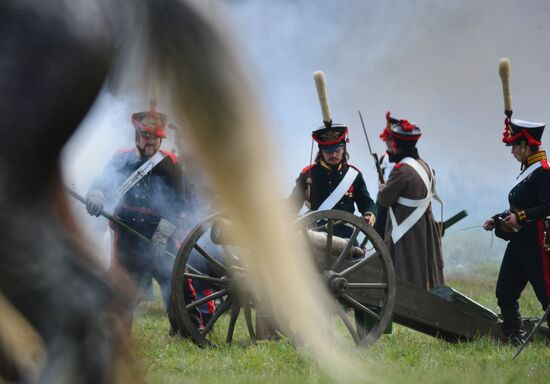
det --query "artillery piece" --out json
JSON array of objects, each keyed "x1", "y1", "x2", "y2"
[
  {"x1": 171, "y1": 209, "x2": 550, "y2": 347},
  {"x1": 170, "y1": 209, "x2": 396, "y2": 346}
]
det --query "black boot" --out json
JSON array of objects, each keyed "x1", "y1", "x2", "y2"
[{"x1": 500, "y1": 306, "x2": 526, "y2": 346}]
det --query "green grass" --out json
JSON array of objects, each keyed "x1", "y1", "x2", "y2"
[{"x1": 131, "y1": 273, "x2": 550, "y2": 384}]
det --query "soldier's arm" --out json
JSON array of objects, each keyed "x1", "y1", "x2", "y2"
[
  {"x1": 354, "y1": 172, "x2": 377, "y2": 216},
  {"x1": 287, "y1": 171, "x2": 308, "y2": 212},
  {"x1": 519, "y1": 169, "x2": 550, "y2": 222},
  {"x1": 166, "y1": 159, "x2": 187, "y2": 223},
  {"x1": 376, "y1": 164, "x2": 408, "y2": 208}
]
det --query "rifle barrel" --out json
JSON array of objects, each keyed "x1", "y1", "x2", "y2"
[
  {"x1": 358, "y1": 110, "x2": 374, "y2": 154},
  {"x1": 358, "y1": 110, "x2": 385, "y2": 184},
  {"x1": 443, "y1": 210, "x2": 468, "y2": 230}
]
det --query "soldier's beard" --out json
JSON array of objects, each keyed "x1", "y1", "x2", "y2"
[
  {"x1": 136, "y1": 143, "x2": 159, "y2": 158},
  {"x1": 143, "y1": 144, "x2": 157, "y2": 157}
]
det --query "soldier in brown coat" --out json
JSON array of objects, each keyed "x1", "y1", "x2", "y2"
[{"x1": 376, "y1": 113, "x2": 444, "y2": 290}]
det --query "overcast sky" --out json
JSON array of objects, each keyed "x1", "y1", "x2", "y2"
[{"x1": 62, "y1": 0, "x2": 550, "y2": 270}]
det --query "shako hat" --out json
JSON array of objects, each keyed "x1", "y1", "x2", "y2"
[
  {"x1": 310, "y1": 71, "x2": 349, "y2": 151},
  {"x1": 380, "y1": 111, "x2": 421, "y2": 147},
  {"x1": 502, "y1": 119, "x2": 545, "y2": 146},
  {"x1": 132, "y1": 100, "x2": 167, "y2": 139},
  {"x1": 379, "y1": 111, "x2": 399, "y2": 141},
  {"x1": 312, "y1": 123, "x2": 349, "y2": 151},
  {"x1": 498, "y1": 58, "x2": 545, "y2": 146}
]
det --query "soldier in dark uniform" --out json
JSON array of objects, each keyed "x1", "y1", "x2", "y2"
[
  {"x1": 289, "y1": 122, "x2": 377, "y2": 336},
  {"x1": 85, "y1": 101, "x2": 198, "y2": 332},
  {"x1": 289, "y1": 123, "x2": 377, "y2": 233},
  {"x1": 483, "y1": 118, "x2": 550, "y2": 344}
]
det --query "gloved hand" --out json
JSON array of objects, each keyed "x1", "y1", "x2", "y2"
[
  {"x1": 151, "y1": 218, "x2": 177, "y2": 257},
  {"x1": 85, "y1": 190, "x2": 104, "y2": 217}
]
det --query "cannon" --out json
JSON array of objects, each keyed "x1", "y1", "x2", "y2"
[
  {"x1": 171, "y1": 209, "x2": 550, "y2": 347},
  {"x1": 170, "y1": 209, "x2": 396, "y2": 346}
]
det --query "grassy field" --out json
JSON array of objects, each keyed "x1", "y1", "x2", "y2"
[{"x1": 131, "y1": 271, "x2": 550, "y2": 384}]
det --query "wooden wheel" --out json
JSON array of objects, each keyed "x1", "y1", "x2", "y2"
[
  {"x1": 170, "y1": 212, "x2": 258, "y2": 347},
  {"x1": 294, "y1": 209, "x2": 396, "y2": 346}
]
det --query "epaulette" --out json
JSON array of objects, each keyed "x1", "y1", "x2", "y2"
[
  {"x1": 301, "y1": 164, "x2": 315, "y2": 174},
  {"x1": 348, "y1": 163, "x2": 363, "y2": 173},
  {"x1": 160, "y1": 149, "x2": 178, "y2": 164},
  {"x1": 394, "y1": 163, "x2": 405, "y2": 169},
  {"x1": 541, "y1": 159, "x2": 550, "y2": 169}
]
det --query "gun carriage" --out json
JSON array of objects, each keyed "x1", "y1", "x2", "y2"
[{"x1": 170, "y1": 209, "x2": 549, "y2": 347}]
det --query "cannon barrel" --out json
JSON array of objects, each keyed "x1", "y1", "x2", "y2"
[{"x1": 211, "y1": 218, "x2": 365, "y2": 258}]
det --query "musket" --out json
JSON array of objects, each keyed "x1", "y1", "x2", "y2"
[{"x1": 358, "y1": 110, "x2": 385, "y2": 184}]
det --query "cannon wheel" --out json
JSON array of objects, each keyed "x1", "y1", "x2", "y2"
[
  {"x1": 170, "y1": 211, "x2": 259, "y2": 347},
  {"x1": 294, "y1": 209, "x2": 396, "y2": 346}
]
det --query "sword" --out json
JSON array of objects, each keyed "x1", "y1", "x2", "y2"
[{"x1": 512, "y1": 305, "x2": 550, "y2": 359}]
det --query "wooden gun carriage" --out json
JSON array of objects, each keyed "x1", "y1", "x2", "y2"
[{"x1": 170, "y1": 210, "x2": 549, "y2": 347}]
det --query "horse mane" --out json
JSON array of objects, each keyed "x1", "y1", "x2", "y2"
[{"x1": 0, "y1": 1, "x2": 359, "y2": 382}]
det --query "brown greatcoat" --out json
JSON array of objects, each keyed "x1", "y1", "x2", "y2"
[{"x1": 377, "y1": 158, "x2": 444, "y2": 290}]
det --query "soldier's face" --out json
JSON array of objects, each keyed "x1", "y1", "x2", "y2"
[
  {"x1": 321, "y1": 147, "x2": 344, "y2": 165},
  {"x1": 385, "y1": 137, "x2": 396, "y2": 153},
  {"x1": 511, "y1": 144, "x2": 526, "y2": 163},
  {"x1": 138, "y1": 134, "x2": 161, "y2": 157}
]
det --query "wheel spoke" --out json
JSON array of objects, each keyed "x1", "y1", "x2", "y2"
[
  {"x1": 335, "y1": 306, "x2": 360, "y2": 345},
  {"x1": 186, "y1": 289, "x2": 227, "y2": 310},
  {"x1": 331, "y1": 227, "x2": 361, "y2": 271},
  {"x1": 243, "y1": 303, "x2": 256, "y2": 341},
  {"x1": 347, "y1": 282, "x2": 388, "y2": 289},
  {"x1": 194, "y1": 244, "x2": 228, "y2": 273},
  {"x1": 341, "y1": 294, "x2": 381, "y2": 321},
  {"x1": 226, "y1": 303, "x2": 241, "y2": 344},
  {"x1": 339, "y1": 253, "x2": 374, "y2": 277},
  {"x1": 183, "y1": 272, "x2": 227, "y2": 287},
  {"x1": 200, "y1": 297, "x2": 232, "y2": 336},
  {"x1": 325, "y1": 219, "x2": 333, "y2": 269},
  {"x1": 185, "y1": 264, "x2": 205, "y2": 276}
]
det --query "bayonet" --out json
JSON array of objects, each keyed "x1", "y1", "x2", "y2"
[{"x1": 358, "y1": 110, "x2": 385, "y2": 184}]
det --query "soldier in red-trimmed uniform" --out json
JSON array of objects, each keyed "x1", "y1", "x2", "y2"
[
  {"x1": 85, "y1": 101, "x2": 199, "y2": 333},
  {"x1": 289, "y1": 123, "x2": 377, "y2": 234},
  {"x1": 483, "y1": 118, "x2": 550, "y2": 344},
  {"x1": 377, "y1": 113, "x2": 444, "y2": 290},
  {"x1": 289, "y1": 121, "x2": 377, "y2": 337}
]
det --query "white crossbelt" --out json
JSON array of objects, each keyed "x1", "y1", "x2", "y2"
[
  {"x1": 116, "y1": 151, "x2": 167, "y2": 199},
  {"x1": 316, "y1": 166, "x2": 359, "y2": 211},
  {"x1": 389, "y1": 157, "x2": 440, "y2": 243},
  {"x1": 513, "y1": 161, "x2": 541, "y2": 187}
]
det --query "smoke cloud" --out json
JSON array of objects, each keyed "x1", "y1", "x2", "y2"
[{"x1": 214, "y1": 0, "x2": 550, "y2": 272}]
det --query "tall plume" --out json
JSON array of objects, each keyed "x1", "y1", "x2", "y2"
[
  {"x1": 313, "y1": 70, "x2": 332, "y2": 127},
  {"x1": 498, "y1": 58, "x2": 513, "y2": 116}
]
